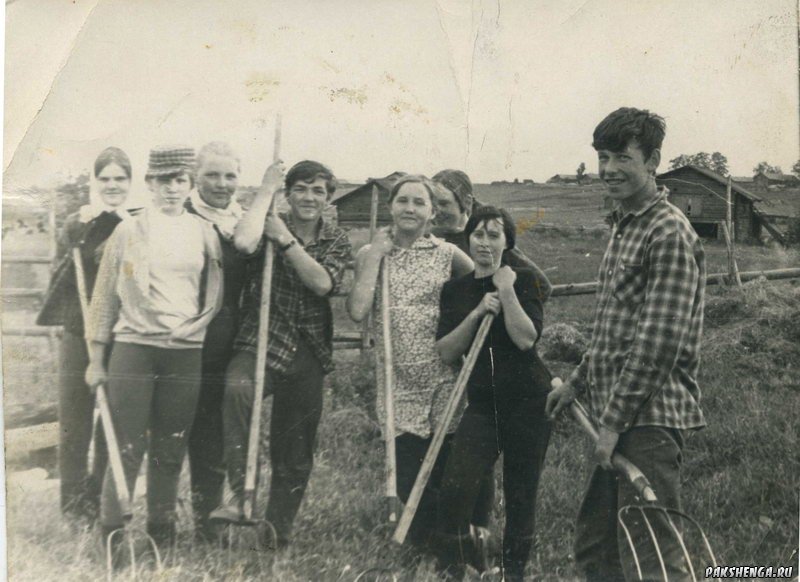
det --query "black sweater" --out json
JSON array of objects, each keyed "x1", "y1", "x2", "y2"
[{"x1": 436, "y1": 268, "x2": 551, "y2": 406}]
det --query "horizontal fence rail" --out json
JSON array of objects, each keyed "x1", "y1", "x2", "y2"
[{"x1": 4, "y1": 252, "x2": 799, "y2": 343}]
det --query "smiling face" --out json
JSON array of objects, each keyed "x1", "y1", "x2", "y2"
[
  {"x1": 287, "y1": 175, "x2": 329, "y2": 224},
  {"x1": 469, "y1": 217, "x2": 507, "y2": 268},
  {"x1": 390, "y1": 182, "x2": 433, "y2": 234},
  {"x1": 95, "y1": 162, "x2": 131, "y2": 208},
  {"x1": 148, "y1": 172, "x2": 193, "y2": 215},
  {"x1": 431, "y1": 184, "x2": 466, "y2": 233},
  {"x1": 597, "y1": 139, "x2": 660, "y2": 208},
  {"x1": 197, "y1": 154, "x2": 239, "y2": 209}
]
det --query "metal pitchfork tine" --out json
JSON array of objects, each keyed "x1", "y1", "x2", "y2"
[
  {"x1": 553, "y1": 378, "x2": 719, "y2": 581},
  {"x1": 393, "y1": 314, "x2": 494, "y2": 545},
  {"x1": 73, "y1": 248, "x2": 162, "y2": 578}
]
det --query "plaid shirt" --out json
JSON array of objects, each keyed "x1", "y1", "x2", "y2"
[
  {"x1": 570, "y1": 188, "x2": 706, "y2": 432},
  {"x1": 234, "y1": 213, "x2": 352, "y2": 374}
]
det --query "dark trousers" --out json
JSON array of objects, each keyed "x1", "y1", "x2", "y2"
[
  {"x1": 58, "y1": 330, "x2": 108, "y2": 517},
  {"x1": 574, "y1": 426, "x2": 687, "y2": 582},
  {"x1": 395, "y1": 432, "x2": 494, "y2": 547},
  {"x1": 188, "y1": 313, "x2": 237, "y2": 526},
  {"x1": 100, "y1": 342, "x2": 202, "y2": 527},
  {"x1": 438, "y1": 396, "x2": 552, "y2": 578},
  {"x1": 223, "y1": 339, "x2": 324, "y2": 543}
]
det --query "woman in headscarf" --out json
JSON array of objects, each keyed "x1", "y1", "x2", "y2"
[
  {"x1": 85, "y1": 145, "x2": 223, "y2": 554},
  {"x1": 37, "y1": 146, "x2": 139, "y2": 522},
  {"x1": 431, "y1": 169, "x2": 553, "y2": 302}
]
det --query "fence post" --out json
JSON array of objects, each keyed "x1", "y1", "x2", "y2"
[{"x1": 725, "y1": 177, "x2": 742, "y2": 287}]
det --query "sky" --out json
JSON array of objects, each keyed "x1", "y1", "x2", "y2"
[{"x1": 3, "y1": 0, "x2": 799, "y2": 202}]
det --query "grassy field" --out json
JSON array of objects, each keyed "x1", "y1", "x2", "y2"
[{"x1": 3, "y1": 188, "x2": 799, "y2": 580}]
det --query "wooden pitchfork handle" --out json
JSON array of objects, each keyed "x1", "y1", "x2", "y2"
[
  {"x1": 392, "y1": 313, "x2": 495, "y2": 544},
  {"x1": 73, "y1": 247, "x2": 133, "y2": 521},
  {"x1": 243, "y1": 113, "x2": 282, "y2": 522},
  {"x1": 555, "y1": 379, "x2": 658, "y2": 503},
  {"x1": 380, "y1": 257, "x2": 401, "y2": 523}
]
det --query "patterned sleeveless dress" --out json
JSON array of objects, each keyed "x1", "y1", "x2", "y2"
[{"x1": 373, "y1": 234, "x2": 461, "y2": 437}]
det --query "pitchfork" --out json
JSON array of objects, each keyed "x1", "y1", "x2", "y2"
[
  {"x1": 73, "y1": 248, "x2": 162, "y2": 579},
  {"x1": 212, "y1": 114, "x2": 283, "y2": 553},
  {"x1": 552, "y1": 378, "x2": 720, "y2": 582}
]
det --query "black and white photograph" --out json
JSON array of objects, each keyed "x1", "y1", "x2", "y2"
[{"x1": 2, "y1": 1, "x2": 798, "y2": 580}]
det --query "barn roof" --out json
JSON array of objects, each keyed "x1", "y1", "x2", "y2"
[
  {"x1": 759, "y1": 171, "x2": 798, "y2": 182},
  {"x1": 331, "y1": 171, "x2": 407, "y2": 205},
  {"x1": 657, "y1": 165, "x2": 761, "y2": 203},
  {"x1": 754, "y1": 189, "x2": 800, "y2": 218}
]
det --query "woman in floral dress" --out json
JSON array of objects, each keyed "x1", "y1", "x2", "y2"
[{"x1": 348, "y1": 175, "x2": 493, "y2": 552}]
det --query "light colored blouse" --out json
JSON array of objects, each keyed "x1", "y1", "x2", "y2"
[{"x1": 372, "y1": 234, "x2": 461, "y2": 438}]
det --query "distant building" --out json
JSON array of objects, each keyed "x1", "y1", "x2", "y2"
[
  {"x1": 330, "y1": 171, "x2": 406, "y2": 226},
  {"x1": 655, "y1": 165, "x2": 762, "y2": 242},
  {"x1": 547, "y1": 173, "x2": 600, "y2": 185},
  {"x1": 753, "y1": 171, "x2": 800, "y2": 192},
  {"x1": 753, "y1": 189, "x2": 800, "y2": 245}
]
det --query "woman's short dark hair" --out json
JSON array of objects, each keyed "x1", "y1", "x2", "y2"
[
  {"x1": 465, "y1": 205, "x2": 516, "y2": 251},
  {"x1": 592, "y1": 107, "x2": 666, "y2": 161},
  {"x1": 94, "y1": 147, "x2": 132, "y2": 180},
  {"x1": 285, "y1": 160, "x2": 337, "y2": 196},
  {"x1": 388, "y1": 174, "x2": 437, "y2": 205}
]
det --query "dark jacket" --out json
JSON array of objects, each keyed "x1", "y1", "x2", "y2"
[{"x1": 37, "y1": 209, "x2": 138, "y2": 335}]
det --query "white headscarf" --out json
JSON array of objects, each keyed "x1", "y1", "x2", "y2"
[
  {"x1": 78, "y1": 191, "x2": 132, "y2": 222},
  {"x1": 189, "y1": 189, "x2": 243, "y2": 239}
]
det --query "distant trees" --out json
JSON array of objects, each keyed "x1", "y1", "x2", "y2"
[
  {"x1": 54, "y1": 172, "x2": 90, "y2": 230},
  {"x1": 792, "y1": 160, "x2": 800, "y2": 178},
  {"x1": 576, "y1": 162, "x2": 586, "y2": 184},
  {"x1": 668, "y1": 152, "x2": 728, "y2": 176},
  {"x1": 753, "y1": 161, "x2": 783, "y2": 175}
]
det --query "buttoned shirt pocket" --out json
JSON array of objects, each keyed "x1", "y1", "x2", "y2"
[{"x1": 612, "y1": 261, "x2": 646, "y2": 307}]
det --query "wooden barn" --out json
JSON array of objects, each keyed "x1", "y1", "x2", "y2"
[
  {"x1": 753, "y1": 171, "x2": 800, "y2": 192},
  {"x1": 330, "y1": 171, "x2": 406, "y2": 227},
  {"x1": 656, "y1": 165, "x2": 762, "y2": 242}
]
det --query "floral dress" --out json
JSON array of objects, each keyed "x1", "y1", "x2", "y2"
[{"x1": 373, "y1": 235, "x2": 461, "y2": 437}]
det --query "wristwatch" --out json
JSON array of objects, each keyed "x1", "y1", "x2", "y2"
[{"x1": 279, "y1": 238, "x2": 297, "y2": 252}]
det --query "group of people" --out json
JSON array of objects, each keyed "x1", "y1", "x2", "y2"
[{"x1": 38, "y1": 106, "x2": 706, "y2": 581}]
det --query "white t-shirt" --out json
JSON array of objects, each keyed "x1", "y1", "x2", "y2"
[{"x1": 147, "y1": 211, "x2": 205, "y2": 330}]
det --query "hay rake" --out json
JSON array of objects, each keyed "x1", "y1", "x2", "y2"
[
  {"x1": 559, "y1": 378, "x2": 720, "y2": 582},
  {"x1": 74, "y1": 248, "x2": 163, "y2": 579}
]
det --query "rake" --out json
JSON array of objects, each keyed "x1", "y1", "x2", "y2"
[
  {"x1": 380, "y1": 256, "x2": 402, "y2": 524},
  {"x1": 553, "y1": 378, "x2": 719, "y2": 581},
  {"x1": 73, "y1": 248, "x2": 162, "y2": 579}
]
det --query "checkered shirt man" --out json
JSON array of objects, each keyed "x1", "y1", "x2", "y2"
[
  {"x1": 234, "y1": 212, "x2": 352, "y2": 374},
  {"x1": 569, "y1": 187, "x2": 706, "y2": 432}
]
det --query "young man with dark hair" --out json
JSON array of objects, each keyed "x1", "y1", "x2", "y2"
[
  {"x1": 210, "y1": 160, "x2": 352, "y2": 549},
  {"x1": 184, "y1": 142, "x2": 248, "y2": 541},
  {"x1": 546, "y1": 107, "x2": 706, "y2": 581}
]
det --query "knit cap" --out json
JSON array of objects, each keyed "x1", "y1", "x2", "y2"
[{"x1": 145, "y1": 145, "x2": 196, "y2": 178}]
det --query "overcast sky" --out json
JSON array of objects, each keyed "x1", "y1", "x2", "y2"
[{"x1": 4, "y1": 0, "x2": 799, "y2": 200}]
